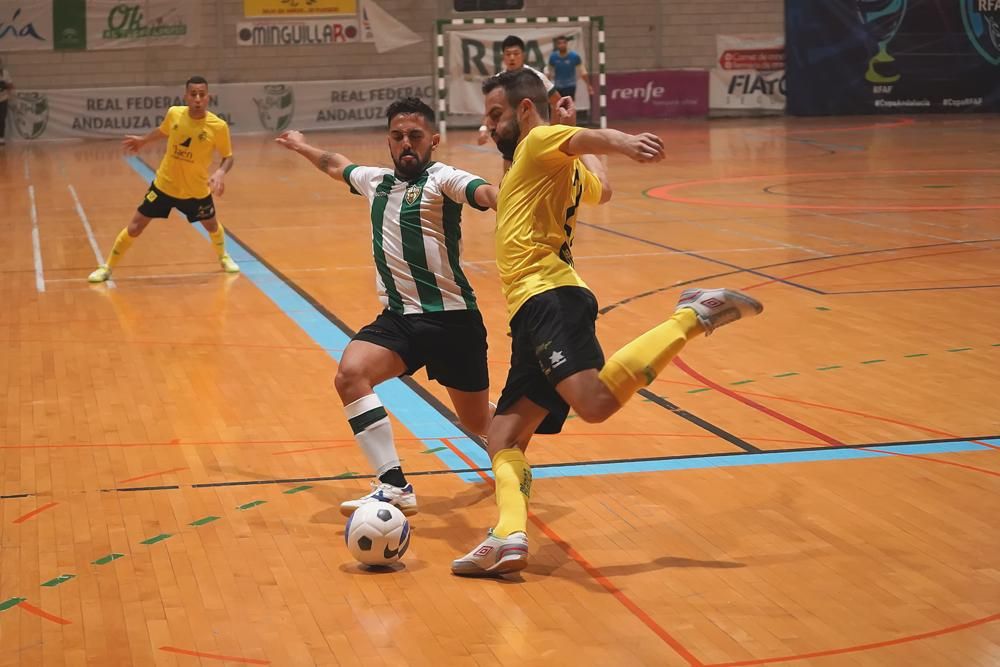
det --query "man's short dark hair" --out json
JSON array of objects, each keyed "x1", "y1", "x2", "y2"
[
  {"x1": 186, "y1": 75, "x2": 208, "y2": 88},
  {"x1": 556, "y1": 35, "x2": 569, "y2": 42},
  {"x1": 501, "y1": 35, "x2": 525, "y2": 51},
  {"x1": 386, "y1": 97, "x2": 435, "y2": 128},
  {"x1": 482, "y1": 69, "x2": 549, "y2": 121}
]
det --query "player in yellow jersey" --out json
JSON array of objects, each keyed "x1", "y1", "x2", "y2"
[
  {"x1": 88, "y1": 76, "x2": 238, "y2": 283},
  {"x1": 452, "y1": 69, "x2": 764, "y2": 576}
]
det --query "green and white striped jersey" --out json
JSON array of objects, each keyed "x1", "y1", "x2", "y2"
[{"x1": 343, "y1": 161, "x2": 489, "y2": 315}]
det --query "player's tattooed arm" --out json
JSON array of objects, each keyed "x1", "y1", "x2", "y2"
[{"x1": 275, "y1": 130, "x2": 351, "y2": 179}]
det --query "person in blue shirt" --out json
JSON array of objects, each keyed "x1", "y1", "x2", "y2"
[{"x1": 547, "y1": 35, "x2": 593, "y2": 102}]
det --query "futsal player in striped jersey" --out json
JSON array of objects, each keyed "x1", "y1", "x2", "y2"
[{"x1": 276, "y1": 97, "x2": 498, "y2": 517}]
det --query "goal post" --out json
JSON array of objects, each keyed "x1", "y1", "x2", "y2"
[{"x1": 434, "y1": 15, "x2": 606, "y2": 139}]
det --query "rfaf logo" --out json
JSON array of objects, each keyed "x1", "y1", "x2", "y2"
[
  {"x1": 254, "y1": 84, "x2": 295, "y2": 131},
  {"x1": 962, "y1": 0, "x2": 1000, "y2": 65},
  {"x1": 13, "y1": 92, "x2": 49, "y2": 140}
]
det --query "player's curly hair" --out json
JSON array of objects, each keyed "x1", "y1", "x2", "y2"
[{"x1": 386, "y1": 97, "x2": 435, "y2": 128}]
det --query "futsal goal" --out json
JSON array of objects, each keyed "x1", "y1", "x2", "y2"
[{"x1": 434, "y1": 15, "x2": 607, "y2": 138}]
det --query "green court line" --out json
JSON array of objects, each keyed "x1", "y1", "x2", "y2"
[
  {"x1": 139, "y1": 533, "x2": 172, "y2": 545},
  {"x1": 861, "y1": 359, "x2": 885, "y2": 365},
  {"x1": 817, "y1": 365, "x2": 842, "y2": 371},
  {"x1": 904, "y1": 353, "x2": 928, "y2": 358},
  {"x1": 189, "y1": 516, "x2": 220, "y2": 526},
  {"x1": 730, "y1": 379, "x2": 754, "y2": 385},
  {"x1": 421, "y1": 446, "x2": 447, "y2": 454},
  {"x1": 283, "y1": 485, "x2": 313, "y2": 494},
  {"x1": 0, "y1": 597, "x2": 26, "y2": 611},
  {"x1": 92, "y1": 553, "x2": 124, "y2": 565},
  {"x1": 815, "y1": 306, "x2": 831, "y2": 311},
  {"x1": 332, "y1": 472, "x2": 358, "y2": 479},
  {"x1": 41, "y1": 574, "x2": 75, "y2": 588},
  {"x1": 237, "y1": 500, "x2": 266, "y2": 511},
  {"x1": 687, "y1": 388, "x2": 712, "y2": 394},
  {"x1": 773, "y1": 372, "x2": 799, "y2": 378},
  {"x1": 947, "y1": 347, "x2": 972, "y2": 352}
]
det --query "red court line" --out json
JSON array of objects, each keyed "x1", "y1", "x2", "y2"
[
  {"x1": 117, "y1": 467, "x2": 188, "y2": 484},
  {"x1": 647, "y1": 168, "x2": 1000, "y2": 212},
  {"x1": 741, "y1": 246, "x2": 991, "y2": 290},
  {"x1": 440, "y1": 439, "x2": 704, "y2": 667},
  {"x1": 17, "y1": 601, "x2": 72, "y2": 625},
  {"x1": 674, "y1": 360, "x2": 1000, "y2": 476},
  {"x1": 12, "y1": 501, "x2": 59, "y2": 524},
  {"x1": 672, "y1": 358, "x2": 843, "y2": 446},
  {"x1": 160, "y1": 646, "x2": 269, "y2": 664},
  {"x1": 728, "y1": 389, "x2": 1000, "y2": 452},
  {"x1": 706, "y1": 612, "x2": 1000, "y2": 667}
]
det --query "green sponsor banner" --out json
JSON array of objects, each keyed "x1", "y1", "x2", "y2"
[{"x1": 53, "y1": 0, "x2": 87, "y2": 50}]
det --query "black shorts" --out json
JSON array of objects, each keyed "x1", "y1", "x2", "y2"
[
  {"x1": 353, "y1": 308, "x2": 489, "y2": 392},
  {"x1": 137, "y1": 182, "x2": 216, "y2": 223},
  {"x1": 495, "y1": 286, "x2": 605, "y2": 434},
  {"x1": 556, "y1": 86, "x2": 577, "y2": 99}
]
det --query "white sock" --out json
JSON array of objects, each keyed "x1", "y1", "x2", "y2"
[{"x1": 344, "y1": 394, "x2": 398, "y2": 477}]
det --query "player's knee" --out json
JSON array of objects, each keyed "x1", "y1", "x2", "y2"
[
  {"x1": 333, "y1": 364, "x2": 367, "y2": 401},
  {"x1": 572, "y1": 395, "x2": 619, "y2": 424}
]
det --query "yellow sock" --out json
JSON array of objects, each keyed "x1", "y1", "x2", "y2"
[
  {"x1": 105, "y1": 228, "x2": 135, "y2": 269},
  {"x1": 209, "y1": 223, "x2": 227, "y2": 259},
  {"x1": 492, "y1": 448, "x2": 531, "y2": 538},
  {"x1": 597, "y1": 308, "x2": 704, "y2": 405}
]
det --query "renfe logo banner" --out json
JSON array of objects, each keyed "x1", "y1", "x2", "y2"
[
  {"x1": 606, "y1": 70, "x2": 708, "y2": 120},
  {"x1": 786, "y1": 0, "x2": 1000, "y2": 114}
]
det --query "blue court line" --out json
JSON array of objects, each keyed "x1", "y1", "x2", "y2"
[
  {"x1": 528, "y1": 439, "x2": 999, "y2": 481},
  {"x1": 125, "y1": 156, "x2": 491, "y2": 474}
]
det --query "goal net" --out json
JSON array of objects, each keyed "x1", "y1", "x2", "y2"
[{"x1": 435, "y1": 16, "x2": 606, "y2": 137}]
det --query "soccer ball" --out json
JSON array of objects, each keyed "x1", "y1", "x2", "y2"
[{"x1": 345, "y1": 501, "x2": 411, "y2": 566}]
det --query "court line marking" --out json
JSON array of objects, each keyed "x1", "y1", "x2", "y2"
[
  {"x1": 12, "y1": 501, "x2": 59, "y2": 524},
  {"x1": 117, "y1": 467, "x2": 187, "y2": 484},
  {"x1": 646, "y1": 169, "x2": 1000, "y2": 212},
  {"x1": 67, "y1": 184, "x2": 116, "y2": 288},
  {"x1": 159, "y1": 647, "x2": 270, "y2": 665},
  {"x1": 28, "y1": 185, "x2": 45, "y2": 293},
  {"x1": 705, "y1": 612, "x2": 1000, "y2": 667},
  {"x1": 124, "y1": 155, "x2": 491, "y2": 476},
  {"x1": 17, "y1": 601, "x2": 72, "y2": 625},
  {"x1": 438, "y1": 438, "x2": 705, "y2": 667}
]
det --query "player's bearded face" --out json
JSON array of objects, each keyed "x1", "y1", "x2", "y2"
[
  {"x1": 493, "y1": 114, "x2": 520, "y2": 159},
  {"x1": 389, "y1": 114, "x2": 436, "y2": 179}
]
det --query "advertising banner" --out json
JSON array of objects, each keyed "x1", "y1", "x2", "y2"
[
  {"x1": 86, "y1": 0, "x2": 199, "y2": 50},
  {"x1": 243, "y1": 0, "x2": 356, "y2": 18},
  {"x1": 786, "y1": 0, "x2": 1000, "y2": 114},
  {"x1": 8, "y1": 76, "x2": 433, "y2": 141},
  {"x1": 0, "y1": 1, "x2": 54, "y2": 52},
  {"x1": 606, "y1": 70, "x2": 708, "y2": 120},
  {"x1": 446, "y1": 25, "x2": 589, "y2": 114},
  {"x1": 709, "y1": 34, "x2": 785, "y2": 112},
  {"x1": 236, "y1": 17, "x2": 359, "y2": 46}
]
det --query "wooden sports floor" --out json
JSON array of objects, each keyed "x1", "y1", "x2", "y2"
[{"x1": 1, "y1": 114, "x2": 998, "y2": 666}]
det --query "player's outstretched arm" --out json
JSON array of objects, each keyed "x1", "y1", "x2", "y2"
[
  {"x1": 561, "y1": 128, "x2": 665, "y2": 163},
  {"x1": 122, "y1": 128, "x2": 167, "y2": 154},
  {"x1": 275, "y1": 130, "x2": 352, "y2": 179}
]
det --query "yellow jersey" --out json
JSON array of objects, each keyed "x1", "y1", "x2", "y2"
[
  {"x1": 153, "y1": 106, "x2": 232, "y2": 199},
  {"x1": 495, "y1": 124, "x2": 603, "y2": 321}
]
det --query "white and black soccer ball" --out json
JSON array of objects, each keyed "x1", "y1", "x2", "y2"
[{"x1": 345, "y1": 501, "x2": 411, "y2": 566}]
